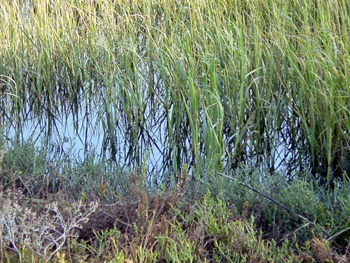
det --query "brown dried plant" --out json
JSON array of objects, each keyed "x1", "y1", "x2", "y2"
[{"x1": 311, "y1": 235, "x2": 332, "y2": 263}]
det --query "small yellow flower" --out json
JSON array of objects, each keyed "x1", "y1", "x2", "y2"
[{"x1": 56, "y1": 252, "x2": 66, "y2": 263}]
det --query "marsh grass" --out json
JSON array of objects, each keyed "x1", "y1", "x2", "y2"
[{"x1": 1, "y1": 0, "x2": 350, "y2": 182}]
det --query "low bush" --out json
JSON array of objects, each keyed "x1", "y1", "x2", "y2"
[{"x1": 0, "y1": 142, "x2": 349, "y2": 262}]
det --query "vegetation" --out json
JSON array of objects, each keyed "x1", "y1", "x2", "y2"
[
  {"x1": 1, "y1": 0, "x2": 350, "y2": 261},
  {"x1": 0, "y1": 140, "x2": 349, "y2": 262},
  {"x1": 1, "y1": 0, "x2": 350, "y2": 180}
]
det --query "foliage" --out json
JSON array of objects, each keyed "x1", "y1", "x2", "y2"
[
  {"x1": 1, "y1": 0, "x2": 350, "y2": 261},
  {"x1": 1, "y1": 0, "x2": 350, "y2": 182},
  {"x1": 0, "y1": 143, "x2": 349, "y2": 262}
]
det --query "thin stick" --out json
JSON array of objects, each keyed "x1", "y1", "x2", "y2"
[
  {"x1": 277, "y1": 223, "x2": 310, "y2": 245},
  {"x1": 326, "y1": 227, "x2": 350, "y2": 241},
  {"x1": 217, "y1": 172, "x2": 330, "y2": 237}
]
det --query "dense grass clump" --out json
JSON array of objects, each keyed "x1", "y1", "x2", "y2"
[{"x1": 1, "y1": 0, "x2": 350, "y2": 182}]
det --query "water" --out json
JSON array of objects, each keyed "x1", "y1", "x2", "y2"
[
  {"x1": 0, "y1": 80, "x2": 311, "y2": 183},
  {"x1": 2, "y1": 98, "x2": 168, "y2": 181}
]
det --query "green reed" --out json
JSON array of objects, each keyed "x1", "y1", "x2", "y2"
[{"x1": 1, "y1": 0, "x2": 350, "y2": 183}]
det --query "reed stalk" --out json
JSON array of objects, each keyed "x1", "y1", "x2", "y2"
[{"x1": 1, "y1": 0, "x2": 350, "y2": 183}]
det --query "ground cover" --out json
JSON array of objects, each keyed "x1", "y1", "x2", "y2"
[{"x1": 0, "y1": 143, "x2": 349, "y2": 262}]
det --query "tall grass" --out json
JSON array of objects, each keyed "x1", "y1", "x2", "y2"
[{"x1": 1, "y1": 0, "x2": 350, "y2": 183}]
